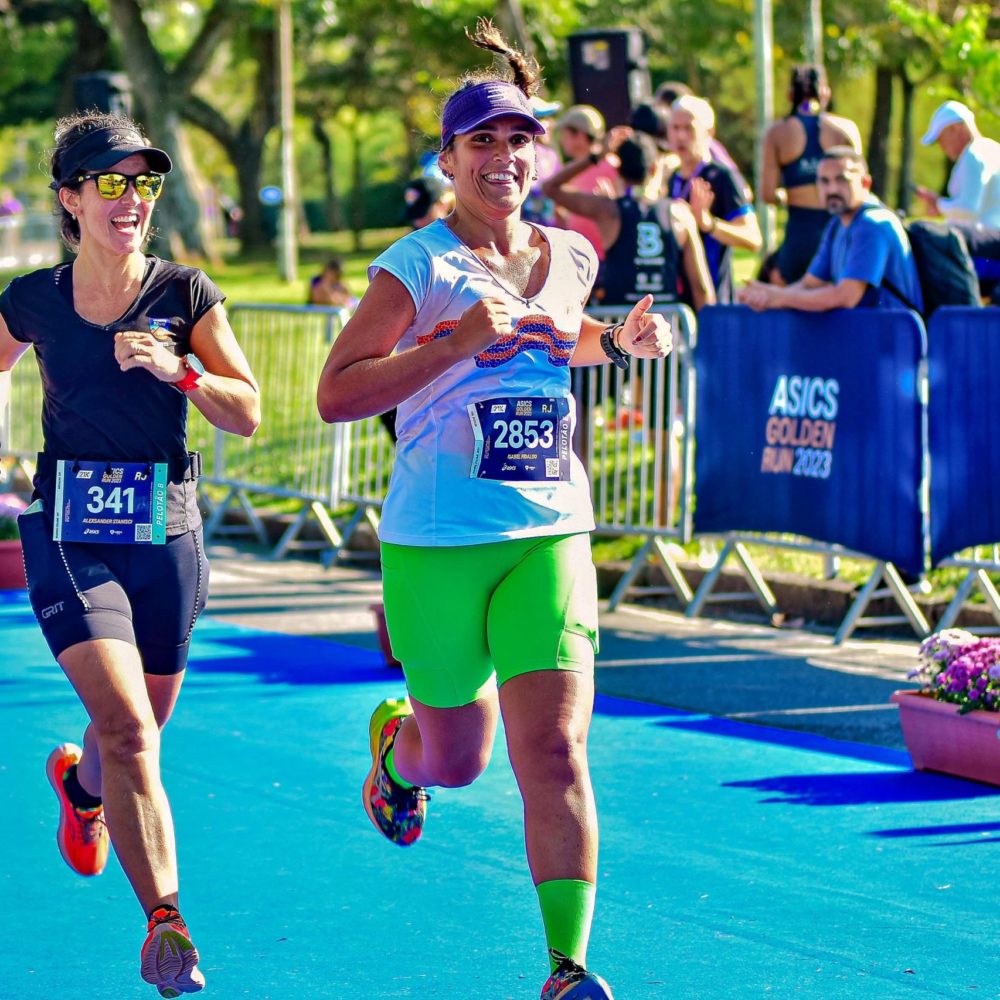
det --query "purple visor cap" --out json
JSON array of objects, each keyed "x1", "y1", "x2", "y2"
[{"x1": 440, "y1": 81, "x2": 545, "y2": 149}]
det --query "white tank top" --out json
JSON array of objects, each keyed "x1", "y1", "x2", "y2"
[{"x1": 370, "y1": 220, "x2": 599, "y2": 546}]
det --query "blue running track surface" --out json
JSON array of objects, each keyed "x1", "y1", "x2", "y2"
[{"x1": 2, "y1": 590, "x2": 1000, "y2": 999}]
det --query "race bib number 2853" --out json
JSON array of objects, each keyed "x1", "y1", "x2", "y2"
[{"x1": 467, "y1": 396, "x2": 571, "y2": 482}]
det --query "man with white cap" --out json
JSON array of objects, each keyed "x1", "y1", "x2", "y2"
[{"x1": 916, "y1": 100, "x2": 1000, "y2": 228}]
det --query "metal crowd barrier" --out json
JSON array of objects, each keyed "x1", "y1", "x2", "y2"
[
  {"x1": 575, "y1": 303, "x2": 698, "y2": 610},
  {"x1": 192, "y1": 303, "x2": 393, "y2": 559},
  {"x1": 5, "y1": 295, "x2": 1000, "y2": 642},
  {"x1": 0, "y1": 213, "x2": 61, "y2": 272}
]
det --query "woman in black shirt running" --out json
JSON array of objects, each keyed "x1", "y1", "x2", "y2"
[{"x1": 0, "y1": 111, "x2": 259, "y2": 998}]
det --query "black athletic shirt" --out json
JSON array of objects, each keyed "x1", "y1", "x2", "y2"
[
  {"x1": 0, "y1": 255, "x2": 224, "y2": 531},
  {"x1": 599, "y1": 194, "x2": 682, "y2": 306}
]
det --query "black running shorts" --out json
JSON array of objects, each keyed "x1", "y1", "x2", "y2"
[{"x1": 18, "y1": 502, "x2": 208, "y2": 675}]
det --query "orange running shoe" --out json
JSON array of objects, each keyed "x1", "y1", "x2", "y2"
[
  {"x1": 140, "y1": 906, "x2": 205, "y2": 998},
  {"x1": 45, "y1": 742, "x2": 109, "y2": 877}
]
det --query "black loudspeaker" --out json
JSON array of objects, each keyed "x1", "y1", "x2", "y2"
[
  {"x1": 73, "y1": 72, "x2": 133, "y2": 117},
  {"x1": 567, "y1": 29, "x2": 650, "y2": 129}
]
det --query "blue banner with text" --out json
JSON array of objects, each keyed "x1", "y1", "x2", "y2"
[
  {"x1": 693, "y1": 306, "x2": 926, "y2": 575},
  {"x1": 928, "y1": 307, "x2": 1000, "y2": 565}
]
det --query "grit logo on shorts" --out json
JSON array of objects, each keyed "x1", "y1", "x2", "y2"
[{"x1": 40, "y1": 601, "x2": 65, "y2": 620}]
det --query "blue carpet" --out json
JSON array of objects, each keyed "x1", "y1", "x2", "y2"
[{"x1": 2, "y1": 590, "x2": 1000, "y2": 999}]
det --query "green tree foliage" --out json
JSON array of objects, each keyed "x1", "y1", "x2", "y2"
[{"x1": 891, "y1": 0, "x2": 1000, "y2": 123}]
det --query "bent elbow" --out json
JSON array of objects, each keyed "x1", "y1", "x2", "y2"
[
  {"x1": 241, "y1": 412, "x2": 261, "y2": 438},
  {"x1": 317, "y1": 390, "x2": 346, "y2": 425}
]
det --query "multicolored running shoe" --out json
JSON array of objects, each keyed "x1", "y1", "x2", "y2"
[
  {"x1": 540, "y1": 951, "x2": 616, "y2": 1000},
  {"x1": 45, "y1": 742, "x2": 109, "y2": 877},
  {"x1": 362, "y1": 697, "x2": 428, "y2": 846},
  {"x1": 140, "y1": 906, "x2": 205, "y2": 998}
]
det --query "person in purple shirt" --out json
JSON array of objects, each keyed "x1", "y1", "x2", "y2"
[{"x1": 738, "y1": 147, "x2": 922, "y2": 313}]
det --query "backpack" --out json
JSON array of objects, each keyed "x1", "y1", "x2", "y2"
[{"x1": 882, "y1": 219, "x2": 981, "y2": 318}]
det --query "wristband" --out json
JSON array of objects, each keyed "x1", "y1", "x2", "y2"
[
  {"x1": 704, "y1": 215, "x2": 716, "y2": 234},
  {"x1": 600, "y1": 323, "x2": 630, "y2": 370}
]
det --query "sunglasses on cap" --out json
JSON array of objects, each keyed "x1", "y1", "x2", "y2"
[{"x1": 76, "y1": 172, "x2": 164, "y2": 201}]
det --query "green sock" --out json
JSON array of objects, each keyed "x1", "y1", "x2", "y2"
[
  {"x1": 384, "y1": 745, "x2": 414, "y2": 790},
  {"x1": 536, "y1": 879, "x2": 596, "y2": 971}
]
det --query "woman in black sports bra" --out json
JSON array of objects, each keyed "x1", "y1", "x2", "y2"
[
  {"x1": 761, "y1": 65, "x2": 864, "y2": 283},
  {"x1": 0, "y1": 110, "x2": 259, "y2": 997}
]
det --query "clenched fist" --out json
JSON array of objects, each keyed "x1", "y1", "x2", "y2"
[{"x1": 450, "y1": 296, "x2": 514, "y2": 359}]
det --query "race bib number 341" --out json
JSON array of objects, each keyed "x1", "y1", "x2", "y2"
[
  {"x1": 467, "y1": 396, "x2": 571, "y2": 482},
  {"x1": 53, "y1": 460, "x2": 168, "y2": 544}
]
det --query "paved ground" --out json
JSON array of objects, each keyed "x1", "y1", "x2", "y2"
[{"x1": 204, "y1": 542, "x2": 920, "y2": 752}]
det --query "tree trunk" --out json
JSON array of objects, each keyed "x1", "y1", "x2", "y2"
[
  {"x1": 232, "y1": 138, "x2": 270, "y2": 253},
  {"x1": 350, "y1": 120, "x2": 365, "y2": 253},
  {"x1": 495, "y1": 0, "x2": 534, "y2": 57},
  {"x1": 134, "y1": 101, "x2": 211, "y2": 260},
  {"x1": 106, "y1": 0, "x2": 240, "y2": 260},
  {"x1": 897, "y1": 69, "x2": 915, "y2": 216},
  {"x1": 311, "y1": 116, "x2": 343, "y2": 231},
  {"x1": 868, "y1": 65, "x2": 894, "y2": 200}
]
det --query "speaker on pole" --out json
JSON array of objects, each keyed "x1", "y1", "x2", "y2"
[
  {"x1": 567, "y1": 29, "x2": 650, "y2": 128},
  {"x1": 73, "y1": 73, "x2": 133, "y2": 117}
]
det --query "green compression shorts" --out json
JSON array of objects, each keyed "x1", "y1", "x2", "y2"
[{"x1": 380, "y1": 532, "x2": 599, "y2": 709}]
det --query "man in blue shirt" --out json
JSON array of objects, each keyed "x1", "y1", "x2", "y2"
[{"x1": 738, "y1": 147, "x2": 922, "y2": 313}]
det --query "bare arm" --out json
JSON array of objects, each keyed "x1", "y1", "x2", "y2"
[
  {"x1": 316, "y1": 269, "x2": 512, "y2": 423},
  {"x1": 737, "y1": 275, "x2": 866, "y2": 312},
  {"x1": 185, "y1": 303, "x2": 261, "y2": 436},
  {"x1": 571, "y1": 293, "x2": 672, "y2": 367},
  {"x1": 0, "y1": 313, "x2": 31, "y2": 449},
  {"x1": 760, "y1": 125, "x2": 783, "y2": 205},
  {"x1": 667, "y1": 200, "x2": 716, "y2": 312},
  {"x1": 709, "y1": 211, "x2": 764, "y2": 252},
  {"x1": 540, "y1": 157, "x2": 622, "y2": 248},
  {"x1": 689, "y1": 177, "x2": 764, "y2": 252},
  {"x1": 115, "y1": 302, "x2": 261, "y2": 437}
]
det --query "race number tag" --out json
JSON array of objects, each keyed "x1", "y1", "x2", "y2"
[
  {"x1": 467, "y1": 396, "x2": 571, "y2": 482},
  {"x1": 53, "y1": 460, "x2": 168, "y2": 545}
]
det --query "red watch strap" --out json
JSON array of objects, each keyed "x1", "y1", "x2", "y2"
[{"x1": 174, "y1": 360, "x2": 201, "y2": 393}]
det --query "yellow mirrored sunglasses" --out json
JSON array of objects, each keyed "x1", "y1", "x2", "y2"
[{"x1": 76, "y1": 172, "x2": 164, "y2": 201}]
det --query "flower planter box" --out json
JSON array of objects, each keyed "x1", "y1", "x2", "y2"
[
  {"x1": 891, "y1": 689, "x2": 1000, "y2": 787},
  {"x1": 0, "y1": 539, "x2": 26, "y2": 590}
]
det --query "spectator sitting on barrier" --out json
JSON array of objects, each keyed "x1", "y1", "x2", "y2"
[
  {"x1": 667, "y1": 95, "x2": 763, "y2": 303},
  {"x1": 739, "y1": 148, "x2": 918, "y2": 310},
  {"x1": 761, "y1": 65, "x2": 864, "y2": 284},
  {"x1": 308, "y1": 257, "x2": 358, "y2": 308},
  {"x1": 738, "y1": 147, "x2": 922, "y2": 313}
]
